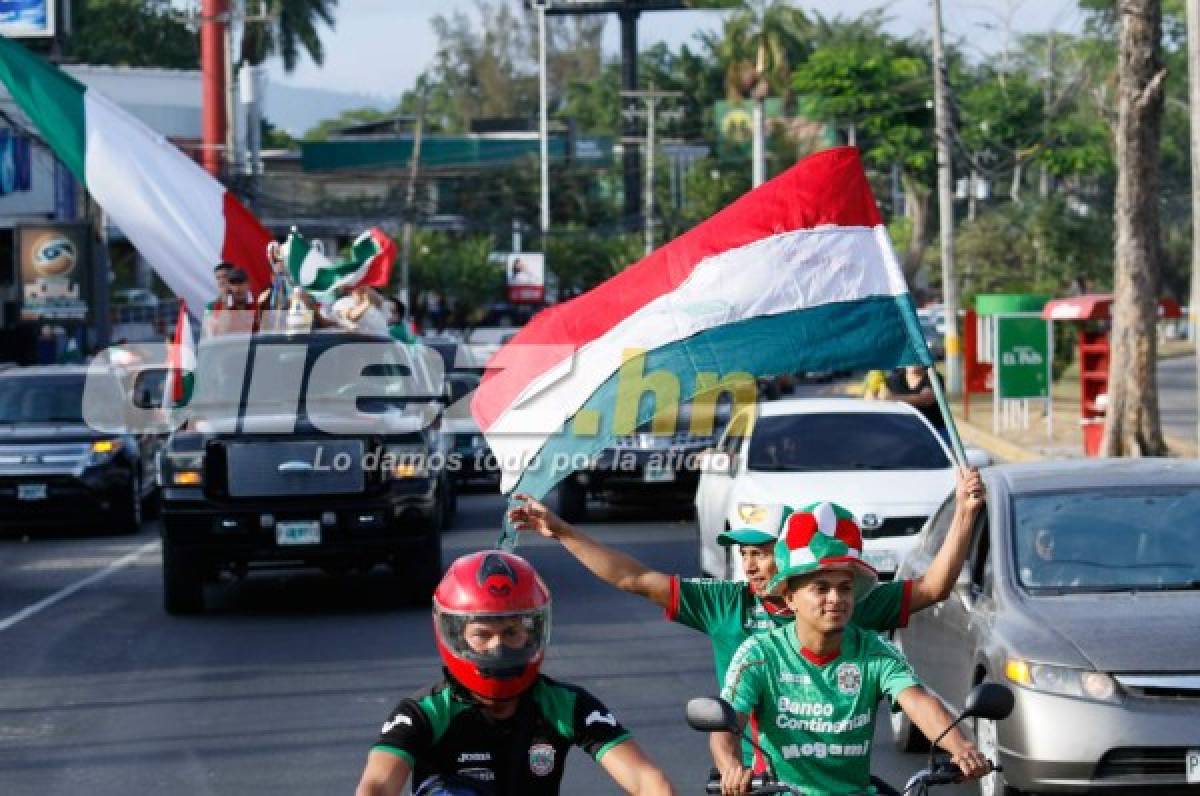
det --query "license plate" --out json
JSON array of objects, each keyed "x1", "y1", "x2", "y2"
[
  {"x1": 644, "y1": 463, "x2": 675, "y2": 483},
  {"x1": 1187, "y1": 749, "x2": 1200, "y2": 783},
  {"x1": 18, "y1": 483, "x2": 47, "y2": 501},
  {"x1": 276, "y1": 520, "x2": 320, "y2": 546}
]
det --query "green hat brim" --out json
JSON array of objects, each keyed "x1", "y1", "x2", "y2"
[
  {"x1": 766, "y1": 558, "x2": 878, "y2": 600},
  {"x1": 717, "y1": 528, "x2": 778, "y2": 547}
]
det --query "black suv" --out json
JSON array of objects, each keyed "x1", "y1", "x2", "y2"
[
  {"x1": 156, "y1": 330, "x2": 451, "y2": 614},
  {"x1": 0, "y1": 365, "x2": 161, "y2": 533}
]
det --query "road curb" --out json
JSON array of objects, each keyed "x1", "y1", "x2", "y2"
[{"x1": 951, "y1": 418, "x2": 1044, "y2": 463}]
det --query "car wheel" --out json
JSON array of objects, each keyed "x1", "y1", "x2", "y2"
[
  {"x1": 556, "y1": 477, "x2": 587, "y2": 523},
  {"x1": 162, "y1": 544, "x2": 204, "y2": 615},
  {"x1": 975, "y1": 714, "x2": 1019, "y2": 796},
  {"x1": 113, "y1": 469, "x2": 143, "y2": 535},
  {"x1": 890, "y1": 703, "x2": 930, "y2": 753}
]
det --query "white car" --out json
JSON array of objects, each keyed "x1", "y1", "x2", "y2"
[{"x1": 694, "y1": 398, "x2": 972, "y2": 581}]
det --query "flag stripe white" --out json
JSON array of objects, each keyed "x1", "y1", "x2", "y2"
[
  {"x1": 83, "y1": 91, "x2": 223, "y2": 313},
  {"x1": 485, "y1": 224, "x2": 906, "y2": 486}
]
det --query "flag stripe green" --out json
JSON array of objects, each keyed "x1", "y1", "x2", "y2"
[{"x1": 0, "y1": 36, "x2": 87, "y2": 183}]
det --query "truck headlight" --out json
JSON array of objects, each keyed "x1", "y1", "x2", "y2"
[
  {"x1": 89, "y1": 439, "x2": 124, "y2": 462},
  {"x1": 385, "y1": 445, "x2": 429, "y2": 479},
  {"x1": 164, "y1": 449, "x2": 204, "y2": 486},
  {"x1": 1005, "y1": 659, "x2": 1120, "y2": 703}
]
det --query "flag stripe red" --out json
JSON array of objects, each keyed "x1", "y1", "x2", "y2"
[
  {"x1": 219, "y1": 193, "x2": 274, "y2": 295},
  {"x1": 472, "y1": 147, "x2": 882, "y2": 431}
]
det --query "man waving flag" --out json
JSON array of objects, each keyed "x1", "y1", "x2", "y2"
[{"x1": 472, "y1": 147, "x2": 948, "y2": 529}]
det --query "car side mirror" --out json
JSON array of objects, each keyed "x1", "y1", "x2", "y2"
[
  {"x1": 685, "y1": 696, "x2": 738, "y2": 734},
  {"x1": 960, "y1": 683, "x2": 1014, "y2": 722}
]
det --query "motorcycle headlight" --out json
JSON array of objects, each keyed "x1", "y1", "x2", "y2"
[{"x1": 1005, "y1": 659, "x2": 1120, "y2": 703}]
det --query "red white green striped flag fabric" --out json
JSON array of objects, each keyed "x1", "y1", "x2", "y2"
[
  {"x1": 0, "y1": 36, "x2": 273, "y2": 310},
  {"x1": 471, "y1": 147, "x2": 933, "y2": 501},
  {"x1": 164, "y1": 301, "x2": 196, "y2": 408},
  {"x1": 284, "y1": 227, "x2": 397, "y2": 304}
]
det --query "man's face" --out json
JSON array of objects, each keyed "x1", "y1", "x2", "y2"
[
  {"x1": 214, "y1": 268, "x2": 231, "y2": 292},
  {"x1": 783, "y1": 569, "x2": 854, "y2": 633},
  {"x1": 463, "y1": 616, "x2": 530, "y2": 657},
  {"x1": 739, "y1": 542, "x2": 777, "y2": 594},
  {"x1": 1035, "y1": 529, "x2": 1055, "y2": 561}
]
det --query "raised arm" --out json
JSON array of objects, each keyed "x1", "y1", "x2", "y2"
[
  {"x1": 895, "y1": 686, "x2": 990, "y2": 781},
  {"x1": 508, "y1": 494, "x2": 674, "y2": 610},
  {"x1": 598, "y1": 739, "x2": 678, "y2": 796},
  {"x1": 908, "y1": 468, "x2": 985, "y2": 612}
]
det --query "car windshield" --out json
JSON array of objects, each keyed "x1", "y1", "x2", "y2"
[
  {"x1": 0, "y1": 376, "x2": 88, "y2": 424},
  {"x1": 746, "y1": 412, "x2": 950, "y2": 472},
  {"x1": 1014, "y1": 488, "x2": 1200, "y2": 593},
  {"x1": 192, "y1": 337, "x2": 440, "y2": 414}
]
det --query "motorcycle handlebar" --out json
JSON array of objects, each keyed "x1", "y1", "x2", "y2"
[{"x1": 704, "y1": 775, "x2": 799, "y2": 794}]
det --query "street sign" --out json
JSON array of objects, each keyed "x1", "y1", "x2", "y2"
[{"x1": 995, "y1": 316, "x2": 1049, "y2": 399}]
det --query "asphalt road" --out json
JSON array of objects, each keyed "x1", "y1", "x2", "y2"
[
  {"x1": 1159, "y1": 355, "x2": 1197, "y2": 445},
  {"x1": 0, "y1": 490, "x2": 973, "y2": 795}
]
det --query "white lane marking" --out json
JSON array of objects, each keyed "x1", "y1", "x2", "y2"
[{"x1": 0, "y1": 540, "x2": 160, "y2": 632}]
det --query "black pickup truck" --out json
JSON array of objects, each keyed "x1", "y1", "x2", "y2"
[{"x1": 155, "y1": 330, "x2": 451, "y2": 614}]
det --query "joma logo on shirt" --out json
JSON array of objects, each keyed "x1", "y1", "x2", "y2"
[
  {"x1": 457, "y1": 752, "x2": 492, "y2": 763},
  {"x1": 381, "y1": 714, "x2": 412, "y2": 734},
  {"x1": 778, "y1": 672, "x2": 812, "y2": 685},
  {"x1": 586, "y1": 710, "x2": 617, "y2": 727}
]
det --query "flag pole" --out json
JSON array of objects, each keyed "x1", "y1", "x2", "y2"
[{"x1": 928, "y1": 365, "x2": 968, "y2": 468}]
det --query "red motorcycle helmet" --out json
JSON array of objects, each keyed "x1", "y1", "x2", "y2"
[{"x1": 433, "y1": 551, "x2": 552, "y2": 700}]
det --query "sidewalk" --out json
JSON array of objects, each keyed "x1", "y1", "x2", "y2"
[{"x1": 952, "y1": 340, "x2": 1197, "y2": 463}]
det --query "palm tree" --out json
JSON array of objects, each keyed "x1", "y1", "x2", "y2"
[
  {"x1": 239, "y1": 0, "x2": 338, "y2": 72},
  {"x1": 715, "y1": 1, "x2": 810, "y2": 185}
]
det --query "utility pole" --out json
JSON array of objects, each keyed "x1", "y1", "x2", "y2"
[
  {"x1": 1039, "y1": 33, "x2": 1056, "y2": 199},
  {"x1": 1188, "y1": 0, "x2": 1200, "y2": 448},
  {"x1": 622, "y1": 88, "x2": 682, "y2": 255},
  {"x1": 931, "y1": 0, "x2": 961, "y2": 394},
  {"x1": 399, "y1": 78, "x2": 428, "y2": 307},
  {"x1": 535, "y1": 0, "x2": 550, "y2": 237},
  {"x1": 200, "y1": 0, "x2": 228, "y2": 177}
]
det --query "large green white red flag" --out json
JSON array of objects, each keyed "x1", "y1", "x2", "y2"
[{"x1": 0, "y1": 36, "x2": 273, "y2": 310}]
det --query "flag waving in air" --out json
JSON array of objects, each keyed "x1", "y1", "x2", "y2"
[
  {"x1": 284, "y1": 227, "x2": 397, "y2": 304},
  {"x1": 471, "y1": 147, "x2": 934, "y2": 506},
  {"x1": 0, "y1": 36, "x2": 273, "y2": 311},
  {"x1": 164, "y1": 302, "x2": 196, "y2": 409}
]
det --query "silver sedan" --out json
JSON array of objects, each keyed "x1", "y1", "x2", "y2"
[{"x1": 891, "y1": 459, "x2": 1200, "y2": 795}]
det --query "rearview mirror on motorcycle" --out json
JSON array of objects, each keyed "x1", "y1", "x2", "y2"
[
  {"x1": 960, "y1": 682, "x2": 1015, "y2": 722},
  {"x1": 685, "y1": 696, "x2": 739, "y2": 733},
  {"x1": 927, "y1": 682, "x2": 1015, "y2": 779}
]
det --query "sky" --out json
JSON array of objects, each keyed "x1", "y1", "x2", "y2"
[{"x1": 261, "y1": 0, "x2": 1087, "y2": 131}]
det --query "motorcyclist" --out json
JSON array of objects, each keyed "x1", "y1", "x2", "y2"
[
  {"x1": 354, "y1": 550, "x2": 676, "y2": 796},
  {"x1": 714, "y1": 503, "x2": 990, "y2": 795},
  {"x1": 508, "y1": 468, "x2": 985, "y2": 771}
]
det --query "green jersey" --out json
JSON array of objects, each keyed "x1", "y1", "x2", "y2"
[
  {"x1": 722, "y1": 623, "x2": 920, "y2": 796},
  {"x1": 667, "y1": 576, "x2": 913, "y2": 685}
]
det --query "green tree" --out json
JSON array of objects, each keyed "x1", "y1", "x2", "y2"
[
  {"x1": 790, "y1": 14, "x2": 934, "y2": 279},
  {"x1": 240, "y1": 0, "x2": 338, "y2": 73},
  {"x1": 67, "y1": 0, "x2": 199, "y2": 69}
]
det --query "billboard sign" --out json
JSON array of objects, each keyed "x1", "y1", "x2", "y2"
[
  {"x1": 995, "y1": 316, "x2": 1049, "y2": 399},
  {"x1": 506, "y1": 252, "x2": 544, "y2": 304},
  {"x1": 18, "y1": 223, "x2": 90, "y2": 322},
  {"x1": 0, "y1": 0, "x2": 56, "y2": 38}
]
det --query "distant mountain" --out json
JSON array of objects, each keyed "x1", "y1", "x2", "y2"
[{"x1": 263, "y1": 82, "x2": 397, "y2": 138}]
